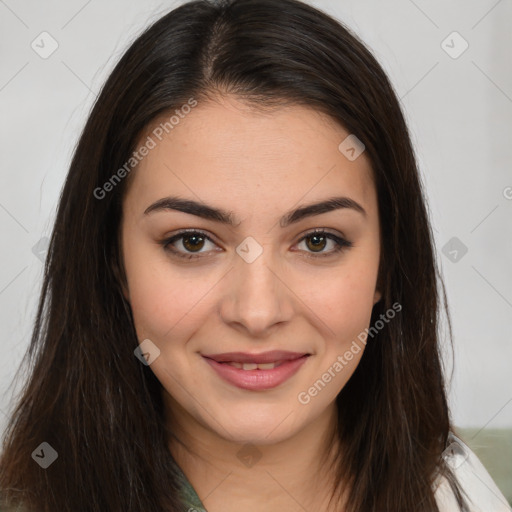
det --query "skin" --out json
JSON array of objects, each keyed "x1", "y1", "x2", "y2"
[{"x1": 120, "y1": 95, "x2": 382, "y2": 512}]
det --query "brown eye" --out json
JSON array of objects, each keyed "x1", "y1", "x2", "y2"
[
  {"x1": 161, "y1": 230, "x2": 217, "y2": 259},
  {"x1": 181, "y1": 233, "x2": 206, "y2": 252},
  {"x1": 162, "y1": 229, "x2": 352, "y2": 261},
  {"x1": 305, "y1": 233, "x2": 328, "y2": 252},
  {"x1": 296, "y1": 230, "x2": 353, "y2": 258}
]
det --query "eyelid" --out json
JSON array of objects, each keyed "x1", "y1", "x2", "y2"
[{"x1": 295, "y1": 226, "x2": 347, "y2": 241}]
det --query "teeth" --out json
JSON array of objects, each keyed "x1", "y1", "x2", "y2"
[
  {"x1": 256, "y1": 362, "x2": 277, "y2": 370},
  {"x1": 224, "y1": 361, "x2": 280, "y2": 370}
]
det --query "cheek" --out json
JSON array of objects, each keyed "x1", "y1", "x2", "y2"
[
  {"x1": 122, "y1": 236, "x2": 180, "y2": 339},
  {"x1": 302, "y1": 269, "x2": 377, "y2": 403},
  {"x1": 127, "y1": 272, "x2": 192, "y2": 342},
  {"x1": 309, "y1": 262, "x2": 378, "y2": 337},
  {"x1": 123, "y1": 239, "x2": 216, "y2": 342}
]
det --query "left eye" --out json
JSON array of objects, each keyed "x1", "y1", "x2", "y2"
[
  {"x1": 295, "y1": 230, "x2": 352, "y2": 258},
  {"x1": 161, "y1": 229, "x2": 352, "y2": 260}
]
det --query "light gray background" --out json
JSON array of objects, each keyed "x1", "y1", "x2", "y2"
[{"x1": 1, "y1": 0, "x2": 511, "y2": 438}]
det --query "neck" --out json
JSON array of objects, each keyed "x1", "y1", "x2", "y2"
[{"x1": 165, "y1": 394, "x2": 344, "y2": 512}]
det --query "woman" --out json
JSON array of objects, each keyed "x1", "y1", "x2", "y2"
[{"x1": 0, "y1": 0, "x2": 509, "y2": 511}]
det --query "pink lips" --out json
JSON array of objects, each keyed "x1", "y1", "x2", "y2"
[
  {"x1": 202, "y1": 350, "x2": 310, "y2": 390},
  {"x1": 202, "y1": 350, "x2": 308, "y2": 364}
]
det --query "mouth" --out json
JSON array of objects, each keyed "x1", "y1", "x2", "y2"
[
  {"x1": 216, "y1": 360, "x2": 287, "y2": 370},
  {"x1": 202, "y1": 350, "x2": 310, "y2": 364},
  {"x1": 201, "y1": 351, "x2": 311, "y2": 391}
]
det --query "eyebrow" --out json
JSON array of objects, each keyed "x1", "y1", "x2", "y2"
[{"x1": 144, "y1": 195, "x2": 366, "y2": 227}]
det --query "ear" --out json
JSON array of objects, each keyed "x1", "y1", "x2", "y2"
[{"x1": 373, "y1": 254, "x2": 385, "y2": 306}]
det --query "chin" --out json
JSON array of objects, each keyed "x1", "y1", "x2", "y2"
[
  {"x1": 221, "y1": 426, "x2": 293, "y2": 446},
  {"x1": 209, "y1": 406, "x2": 304, "y2": 446}
]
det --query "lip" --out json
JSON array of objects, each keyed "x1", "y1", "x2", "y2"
[
  {"x1": 201, "y1": 350, "x2": 308, "y2": 364},
  {"x1": 202, "y1": 352, "x2": 310, "y2": 391}
]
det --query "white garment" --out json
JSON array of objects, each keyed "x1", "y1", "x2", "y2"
[{"x1": 434, "y1": 433, "x2": 511, "y2": 511}]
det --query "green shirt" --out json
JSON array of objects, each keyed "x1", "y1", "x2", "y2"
[
  {"x1": 3, "y1": 437, "x2": 511, "y2": 511},
  {"x1": 0, "y1": 464, "x2": 208, "y2": 512},
  {"x1": 176, "y1": 464, "x2": 208, "y2": 511}
]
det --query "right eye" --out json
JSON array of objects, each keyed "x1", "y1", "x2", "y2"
[{"x1": 160, "y1": 229, "x2": 219, "y2": 260}]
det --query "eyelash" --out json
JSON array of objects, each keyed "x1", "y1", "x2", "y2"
[{"x1": 160, "y1": 228, "x2": 353, "y2": 261}]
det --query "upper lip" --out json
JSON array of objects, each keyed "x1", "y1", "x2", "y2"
[{"x1": 202, "y1": 350, "x2": 309, "y2": 364}]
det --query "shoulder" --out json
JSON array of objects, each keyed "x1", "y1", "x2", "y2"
[{"x1": 434, "y1": 433, "x2": 511, "y2": 512}]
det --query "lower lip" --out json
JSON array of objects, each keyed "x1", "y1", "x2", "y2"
[{"x1": 203, "y1": 355, "x2": 310, "y2": 391}]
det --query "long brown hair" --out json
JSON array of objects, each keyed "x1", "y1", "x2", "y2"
[{"x1": 0, "y1": 0, "x2": 468, "y2": 510}]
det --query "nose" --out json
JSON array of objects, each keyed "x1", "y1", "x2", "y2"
[{"x1": 219, "y1": 242, "x2": 294, "y2": 338}]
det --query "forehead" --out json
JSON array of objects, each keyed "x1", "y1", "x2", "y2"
[{"x1": 124, "y1": 96, "x2": 376, "y2": 216}]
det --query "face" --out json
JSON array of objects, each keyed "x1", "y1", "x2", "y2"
[{"x1": 120, "y1": 95, "x2": 381, "y2": 446}]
